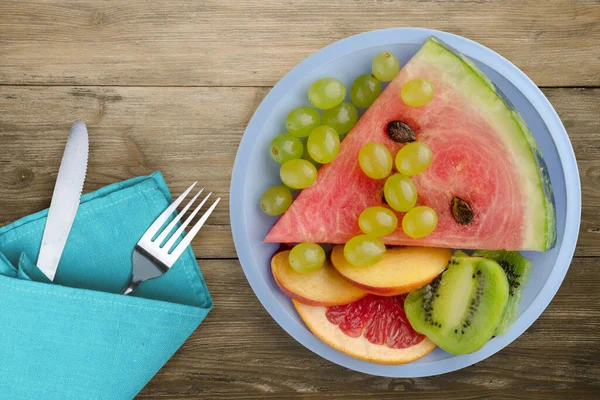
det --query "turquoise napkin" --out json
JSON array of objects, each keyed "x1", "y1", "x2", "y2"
[{"x1": 0, "y1": 172, "x2": 212, "y2": 399}]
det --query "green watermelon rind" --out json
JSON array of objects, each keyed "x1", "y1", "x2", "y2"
[{"x1": 420, "y1": 38, "x2": 556, "y2": 251}]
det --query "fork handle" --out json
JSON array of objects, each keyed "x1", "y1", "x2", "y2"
[{"x1": 120, "y1": 280, "x2": 141, "y2": 295}]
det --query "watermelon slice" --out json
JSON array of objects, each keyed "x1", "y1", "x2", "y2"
[{"x1": 266, "y1": 37, "x2": 556, "y2": 251}]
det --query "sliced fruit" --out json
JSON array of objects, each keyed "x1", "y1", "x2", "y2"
[
  {"x1": 452, "y1": 250, "x2": 470, "y2": 258},
  {"x1": 404, "y1": 256, "x2": 509, "y2": 354},
  {"x1": 272, "y1": 251, "x2": 367, "y2": 306},
  {"x1": 294, "y1": 295, "x2": 436, "y2": 364},
  {"x1": 472, "y1": 250, "x2": 533, "y2": 335},
  {"x1": 331, "y1": 245, "x2": 451, "y2": 296},
  {"x1": 266, "y1": 37, "x2": 556, "y2": 251}
]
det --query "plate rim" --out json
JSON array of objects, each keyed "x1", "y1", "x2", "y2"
[{"x1": 229, "y1": 27, "x2": 582, "y2": 377}]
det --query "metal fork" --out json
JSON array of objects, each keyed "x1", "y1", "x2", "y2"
[{"x1": 120, "y1": 182, "x2": 220, "y2": 295}]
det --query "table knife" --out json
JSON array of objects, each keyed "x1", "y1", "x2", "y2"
[{"x1": 36, "y1": 120, "x2": 89, "y2": 281}]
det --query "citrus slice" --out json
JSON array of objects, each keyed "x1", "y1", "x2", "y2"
[{"x1": 294, "y1": 294, "x2": 436, "y2": 364}]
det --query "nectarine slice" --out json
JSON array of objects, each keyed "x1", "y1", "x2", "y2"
[
  {"x1": 331, "y1": 245, "x2": 451, "y2": 296},
  {"x1": 272, "y1": 250, "x2": 367, "y2": 306}
]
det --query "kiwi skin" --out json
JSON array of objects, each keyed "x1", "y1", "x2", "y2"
[
  {"x1": 472, "y1": 250, "x2": 533, "y2": 336},
  {"x1": 404, "y1": 257, "x2": 509, "y2": 355}
]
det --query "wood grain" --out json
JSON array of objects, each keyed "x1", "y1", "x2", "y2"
[
  {"x1": 1, "y1": 1, "x2": 599, "y2": 87},
  {"x1": 136, "y1": 257, "x2": 600, "y2": 399},
  {"x1": 0, "y1": 86, "x2": 598, "y2": 256},
  {"x1": 1, "y1": 2, "x2": 599, "y2": 398}
]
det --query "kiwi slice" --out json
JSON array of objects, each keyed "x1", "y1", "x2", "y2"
[
  {"x1": 472, "y1": 250, "x2": 533, "y2": 336},
  {"x1": 452, "y1": 250, "x2": 470, "y2": 258},
  {"x1": 404, "y1": 257, "x2": 509, "y2": 354}
]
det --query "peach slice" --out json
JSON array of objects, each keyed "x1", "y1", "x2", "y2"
[
  {"x1": 331, "y1": 245, "x2": 451, "y2": 296},
  {"x1": 271, "y1": 250, "x2": 368, "y2": 306}
]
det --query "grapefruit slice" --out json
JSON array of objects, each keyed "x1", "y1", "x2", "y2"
[
  {"x1": 266, "y1": 37, "x2": 555, "y2": 251},
  {"x1": 330, "y1": 245, "x2": 451, "y2": 296},
  {"x1": 271, "y1": 250, "x2": 367, "y2": 306},
  {"x1": 294, "y1": 294, "x2": 436, "y2": 364}
]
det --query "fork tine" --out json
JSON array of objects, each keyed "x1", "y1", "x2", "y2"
[
  {"x1": 169, "y1": 197, "x2": 220, "y2": 261},
  {"x1": 140, "y1": 181, "x2": 197, "y2": 242},
  {"x1": 163, "y1": 192, "x2": 212, "y2": 251},
  {"x1": 154, "y1": 187, "x2": 204, "y2": 245}
]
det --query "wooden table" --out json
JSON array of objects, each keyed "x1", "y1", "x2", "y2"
[{"x1": 1, "y1": 1, "x2": 599, "y2": 398}]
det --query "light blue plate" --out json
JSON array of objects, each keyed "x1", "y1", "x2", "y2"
[{"x1": 230, "y1": 28, "x2": 581, "y2": 377}]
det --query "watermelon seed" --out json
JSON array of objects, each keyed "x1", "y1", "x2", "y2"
[
  {"x1": 386, "y1": 121, "x2": 416, "y2": 143},
  {"x1": 451, "y1": 196, "x2": 474, "y2": 225}
]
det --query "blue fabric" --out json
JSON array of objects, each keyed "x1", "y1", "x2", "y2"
[{"x1": 0, "y1": 172, "x2": 212, "y2": 399}]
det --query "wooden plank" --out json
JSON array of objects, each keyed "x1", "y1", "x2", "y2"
[
  {"x1": 1, "y1": 1, "x2": 599, "y2": 87},
  {"x1": 136, "y1": 257, "x2": 600, "y2": 398},
  {"x1": 0, "y1": 86, "x2": 598, "y2": 257},
  {"x1": 137, "y1": 391, "x2": 600, "y2": 400}
]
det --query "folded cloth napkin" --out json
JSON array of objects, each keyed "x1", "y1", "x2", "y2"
[{"x1": 0, "y1": 172, "x2": 212, "y2": 399}]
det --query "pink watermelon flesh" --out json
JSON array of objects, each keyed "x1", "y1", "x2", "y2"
[{"x1": 266, "y1": 38, "x2": 555, "y2": 251}]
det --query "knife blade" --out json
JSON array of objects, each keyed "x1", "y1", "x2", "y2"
[{"x1": 36, "y1": 120, "x2": 89, "y2": 281}]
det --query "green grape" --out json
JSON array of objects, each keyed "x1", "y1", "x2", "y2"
[
  {"x1": 358, "y1": 142, "x2": 393, "y2": 179},
  {"x1": 401, "y1": 78, "x2": 434, "y2": 107},
  {"x1": 286, "y1": 106, "x2": 321, "y2": 137},
  {"x1": 280, "y1": 159, "x2": 317, "y2": 189},
  {"x1": 269, "y1": 133, "x2": 304, "y2": 164},
  {"x1": 343, "y1": 235, "x2": 386, "y2": 267},
  {"x1": 321, "y1": 101, "x2": 358, "y2": 135},
  {"x1": 350, "y1": 74, "x2": 382, "y2": 108},
  {"x1": 308, "y1": 78, "x2": 347, "y2": 110},
  {"x1": 402, "y1": 206, "x2": 438, "y2": 239},
  {"x1": 307, "y1": 125, "x2": 340, "y2": 164},
  {"x1": 384, "y1": 174, "x2": 417, "y2": 212},
  {"x1": 289, "y1": 242, "x2": 326, "y2": 273},
  {"x1": 260, "y1": 186, "x2": 293, "y2": 216},
  {"x1": 372, "y1": 52, "x2": 400, "y2": 82},
  {"x1": 302, "y1": 143, "x2": 321, "y2": 169},
  {"x1": 358, "y1": 206, "x2": 398, "y2": 237},
  {"x1": 395, "y1": 142, "x2": 433, "y2": 176}
]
